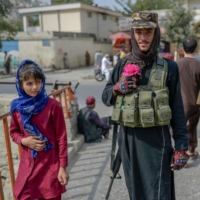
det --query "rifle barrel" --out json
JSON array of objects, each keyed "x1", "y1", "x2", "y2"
[{"x1": 105, "y1": 175, "x2": 115, "y2": 200}]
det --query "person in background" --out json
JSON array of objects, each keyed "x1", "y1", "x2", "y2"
[
  {"x1": 101, "y1": 54, "x2": 112, "y2": 82},
  {"x1": 4, "y1": 54, "x2": 12, "y2": 75},
  {"x1": 176, "y1": 37, "x2": 200, "y2": 157},
  {"x1": 120, "y1": 48, "x2": 126, "y2": 59},
  {"x1": 63, "y1": 52, "x2": 70, "y2": 69},
  {"x1": 99, "y1": 50, "x2": 103, "y2": 57},
  {"x1": 96, "y1": 50, "x2": 102, "y2": 68},
  {"x1": 3, "y1": 51, "x2": 7, "y2": 75},
  {"x1": 77, "y1": 96, "x2": 111, "y2": 142},
  {"x1": 94, "y1": 50, "x2": 102, "y2": 69},
  {"x1": 85, "y1": 51, "x2": 91, "y2": 66},
  {"x1": 94, "y1": 50, "x2": 99, "y2": 68}
]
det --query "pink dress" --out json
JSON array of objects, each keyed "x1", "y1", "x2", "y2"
[{"x1": 10, "y1": 98, "x2": 68, "y2": 199}]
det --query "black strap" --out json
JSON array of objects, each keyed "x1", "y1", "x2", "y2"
[
  {"x1": 110, "y1": 121, "x2": 118, "y2": 171},
  {"x1": 118, "y1": 57, "x2": 128, "y2": 77},
  {"x1": 155, "y1": 56, "x2": 164, "y2": 80}
]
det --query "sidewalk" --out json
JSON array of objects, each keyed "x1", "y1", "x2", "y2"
[
  {"x1": 62, "y1": 137, "x2": 129, "y2": 200},
  {"x1": 0, "y1": 68, "x2": 55, "y2": 79},
  {"x1": 63, "y1": 125, "x2": 200, "y2": 200},
  {"x1": 0, "y1": 66, "x2": 94, "y2": 80}
]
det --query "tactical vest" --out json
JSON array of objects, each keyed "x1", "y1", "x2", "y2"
[{"x1": 111, "y1": 56, "x2": 171, "y2": 128}]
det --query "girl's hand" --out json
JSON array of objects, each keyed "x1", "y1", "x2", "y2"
[
  {"x1": 21, "y1": 136, "x2": 46, "y2": 151},
  {"x1": 58, "y1": 167, "x2": 70, "y2": 185}
]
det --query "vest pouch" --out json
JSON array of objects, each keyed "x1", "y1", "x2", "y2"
[
  {"x1": 123, "y1": 108, "x2": 139, "y2": 128},
  {"x1": 123, "y1": 93, "x2": 139, "y2": 127},
  {"x1": 154, "y1": 89, "x2": 169, "y2": 106},
  {"x1": 114, "y1": 95, "x2": 123, "y2": 108},
  {"x1": 139, "y1": 108, "x2": 155, "y2": 127},
  {"x1": 155, "y1": 105, "x2": 171, "y2": 126},
  {"x1": 111, "y1": 95, "x2": 123, "y2": 124},
  {"x1": 138, "y1": 91, "x2": 153, "y2": 109},
  {"x1": 138, "y1": 91, "x2": 155, "y2": 127},
  {"x1": 123, "y1": 93, "x2": 137, "y2": 109},
  {"x1": 112, "y1": 107, "x2": 122, "y2": 122},
  {"x1": 154, "y1": 89, "x2": 171, "y2": 126}
]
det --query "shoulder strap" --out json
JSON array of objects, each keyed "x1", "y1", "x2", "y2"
[
  {"x1": 147, "y1": 56, "x2": 168, "y2": 89},
  {"x1": 118, "y1": 57, "x2": 128, "y2": 77}
]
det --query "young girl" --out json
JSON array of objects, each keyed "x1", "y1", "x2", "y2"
[{"x1": 10, "y1": 59, "x2": 69, "y2": 200}]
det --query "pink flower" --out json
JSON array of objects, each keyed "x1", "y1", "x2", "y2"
[{"x1": 122, "y1": 64, "x2": 141, "y2": 77}]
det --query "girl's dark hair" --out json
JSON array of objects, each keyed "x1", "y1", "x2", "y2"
[{"x1": 18, "y1": 63, "x2": 45, "y2": 85}]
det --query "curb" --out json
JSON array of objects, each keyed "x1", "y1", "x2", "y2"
[
  {"x1": 52, "y1": 69, "x2": 72, "y2": 74},
  {"x1": 68, "y1": 134, "x2": 85, "y2": 163},
  {"x1": 82, "y1": 75, "x2": 95, "y2": 80},
  {"x1": 0, "y1": 74, "x2": 15, "y2": 79}
]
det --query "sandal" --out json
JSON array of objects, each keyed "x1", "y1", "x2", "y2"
[{"x1": 186, "y1": 150, "x2": 199, "y2": 157}]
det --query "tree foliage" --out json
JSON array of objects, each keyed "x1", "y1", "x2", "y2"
[
  {"x1": 0, "y1": 0, "x2": 17, "y2": 49},
  {"x1": 10, "y1": 18, "x2": 24, "y2": 32},
  {"x1": 161, "y1": 0, "x2": 196, "y2": 45},
  {"x1": 115, "y1": 0, "x2": 173, "y2": 16},
  {"x1": 51, "y1": 0, "x2": 93, "y2": 5}
]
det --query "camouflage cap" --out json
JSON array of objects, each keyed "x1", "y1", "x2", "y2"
[{"x1": 132, "y1": 11, "x2": 158, "y2": 29}]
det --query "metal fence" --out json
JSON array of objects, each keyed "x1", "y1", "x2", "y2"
[{"x1": 0, "y1": 82, "x2": 74, "y2": 200}]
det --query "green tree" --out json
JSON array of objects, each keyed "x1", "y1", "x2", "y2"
[
  {"x1": 10, "y1": 18, "x2": 24, "y2": 32},
  {"x1": 0, "y1": 0, "x2": 16, "y2": 49},
  {"x1": 161, "y1": 0, "x2": 196, "y2": 46},
  {"x1": 115, "y1": 0, "x2": 173, "y2": 16},
  {"x1": 51, "y1": 0, "x2": 93, "y2": 5}
]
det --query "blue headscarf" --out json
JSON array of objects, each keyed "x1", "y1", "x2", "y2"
[{"x1": 10, "y1": 59, "x2": 53, "y2": 158}]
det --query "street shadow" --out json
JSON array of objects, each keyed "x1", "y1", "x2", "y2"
[
  {"x1": 76, "y1": 154, "x2": 109, "y2": 161},
  {"x1": 64, "y1": 139, "x2": 112, "y2": 200}
]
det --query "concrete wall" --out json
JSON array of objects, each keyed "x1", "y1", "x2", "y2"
[
  {"x1": 60, "y1": 9, "x2": 81, "y2": 32},
  {"x1": 80, "y1": 10, "x2": 118, "y2": 39},
  {"x1": 42, "y1": 12, "x2": 59, "y2": 31},
  {"x1": 80, "y1": 10, "x2": 98, "y2": 37},
  {"x1": 53, "y1": 37, "x2": 112, "y2": 68},
  {"x1": 19, "y1": 40, "x2": 56, "y2": 68},
  {"x1": 189, "y1": 0, "x2": 200, "y2": 9},
  {"x1": 16, "y1": 32, "x2": 112, "y2": 69}
]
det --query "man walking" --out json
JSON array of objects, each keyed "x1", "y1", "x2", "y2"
[
  {"x1": 176, "y1": 37, "x2": 200, "y2": 157},
  {"x1": 94, "y1": 51, "x2": 102, "y2": 69},
  {"x1": 101, "y1": 54, "x2": 112, "y2": 82},
  {"x1": 102, "y1": 11, "x2": 188, "y2": 200}
]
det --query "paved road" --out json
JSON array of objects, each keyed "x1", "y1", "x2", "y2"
[{"x1": 0, "y1": 67, "x2": 200, "y2": 200}]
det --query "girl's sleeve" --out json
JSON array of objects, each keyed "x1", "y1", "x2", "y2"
[
  {"x1": 10, "y1": 111, "x2": 24, "y2": 145},
  {"x1": 52, "y1": 103, "x2": 68, "y2": 168}
]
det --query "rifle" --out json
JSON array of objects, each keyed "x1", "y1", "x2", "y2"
[
  {"x1": 105, "y1": 118, "x2": 122, "y2": 200},
  {"x1": 105, "y1": 148, "x2": 121, "y2": 200}
]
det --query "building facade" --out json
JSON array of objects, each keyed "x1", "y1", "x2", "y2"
[{"x1": 19, "y1": 3, "x2": 122, "y2": 40}]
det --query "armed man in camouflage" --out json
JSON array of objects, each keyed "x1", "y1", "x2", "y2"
[{"x1": 102, "y1": 11, "x2": 188, "y2": 200}]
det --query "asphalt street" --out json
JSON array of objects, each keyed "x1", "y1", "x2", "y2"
[{"x1": 0, "y1": 66, "x2": 200, "y2": 200}]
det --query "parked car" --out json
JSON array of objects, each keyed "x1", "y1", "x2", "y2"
[{"x1": 159, "y1": 52, "x2": 174, "y2": 60}]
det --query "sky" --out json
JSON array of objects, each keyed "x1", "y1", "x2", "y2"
[
  {"x1": 94, "y1": 0, "x2": 135, "y2": 9},
  {"x1": 93, "y1": 0, "x2": 120, "y2": 9},
  {"x1": 41, "y1": 0, "x2": 136, "y2": 10}
]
